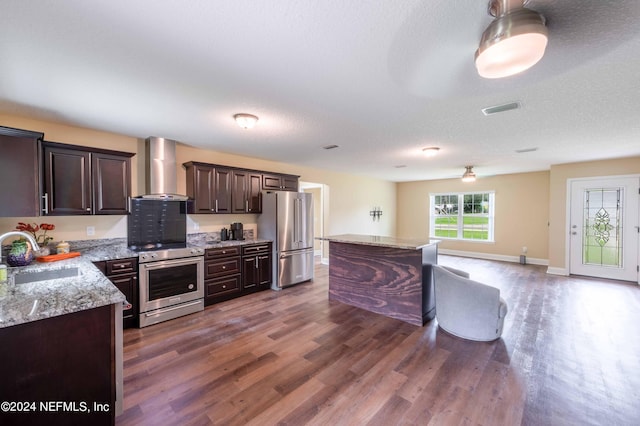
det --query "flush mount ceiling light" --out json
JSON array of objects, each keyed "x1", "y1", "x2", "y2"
[
  {"x1": 475, "y1": 0, "x2": 548, "y2": 79},
  {"x1": 233, "y1": 113, "x2": 259, "y2": 129},
  {"x1": 422, "y1": 147, "x2": 440, "y2": 157},
  {"x1": 462, "y1": 166, "x2": 477, "y2": 182}
]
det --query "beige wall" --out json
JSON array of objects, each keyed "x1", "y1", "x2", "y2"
[
  {"x1": 548, "y1": 156, "x2": 640, "y2": 270},
  {"x1": 397, "y1": 171, "x2": 550, "y2": 261},
  {"x1": 0, "y1": 114, "x2": 396, "y2": 243}
]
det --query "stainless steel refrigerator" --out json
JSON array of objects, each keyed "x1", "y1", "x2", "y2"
[{"x1": 258, "y1": 191, "x2": 314, "y2": 290}]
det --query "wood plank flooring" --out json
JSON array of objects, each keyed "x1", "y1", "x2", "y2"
[{"x1": 117, "y1": 256, "x2": 640, "y2": 425}]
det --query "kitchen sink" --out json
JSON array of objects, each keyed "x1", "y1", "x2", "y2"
[{"x1": 13, "y1": 266, "x2": 80, "y2": 284}]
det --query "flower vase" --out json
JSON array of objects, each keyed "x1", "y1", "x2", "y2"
[
  {"x1": 36, "y1": 245, "x2": 51, "y2": 257},
  {"x1": 6, "y1": 240, "x2": 35, "y2": 267}
]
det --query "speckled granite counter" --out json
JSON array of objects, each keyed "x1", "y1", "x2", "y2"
[
  {"x1": 0, "y1": 256, "x2": 125, "y2": 329},
  {"x1": 318, "y1": 234, "x2": 439, "y2": 250},
  {"x1": 0, "y1": 233, "x2": 272, "y2": 329}
]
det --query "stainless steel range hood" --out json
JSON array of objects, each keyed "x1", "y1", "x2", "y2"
[{"x1": 140, "y1": 137, "x2": 189, "y2": 200}]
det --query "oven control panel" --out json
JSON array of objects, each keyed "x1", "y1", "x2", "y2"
[{"x1": 139, "y1": 247, "x2": 205, "y2": 263}]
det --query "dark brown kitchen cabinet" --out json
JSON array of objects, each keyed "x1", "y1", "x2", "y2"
[
  {"x1": 94, "y1": 258, "x2": 139, "y2": 329},
  {"x1": 0, "y1": 304, "x2": 116, "y2": 425},
  {"x1": 184, "y1": 162, "x2": 232, "y2": 214},
  {"x1": 43, "y1": 141, "x2": 133, "y2": 216},
  {"x1": 262, "y1": 173, "x2": 299, "y2": 191},
  {"x1": 204, "y1": 246, "x2": 242, "y2": 305},
  {"x1": 242, "y1": 243, "x2": 272, "y2": 290},
  {"x1": 232, "y1": 170, "x2": 262, "y2": 213},
  {"x1": 0, "y1": 126, "x2": 44, "y2": 217}
]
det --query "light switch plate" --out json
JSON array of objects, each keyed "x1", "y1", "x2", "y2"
[{"x1": 86, "y1": 226, "x2": 95, "y2": 236}]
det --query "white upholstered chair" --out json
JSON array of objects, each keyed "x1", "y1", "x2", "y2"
[{"x1": 432, "y1": 265, "x2": 508, "y2": 342}]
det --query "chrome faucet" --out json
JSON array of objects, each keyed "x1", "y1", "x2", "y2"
[{"x1": 0, "y1": 231, "x2": 40, "y2": 263}]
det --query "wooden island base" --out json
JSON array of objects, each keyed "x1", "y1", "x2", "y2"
[{"x1": 324, "y1": 235, "x2": 439, "y2": 326}]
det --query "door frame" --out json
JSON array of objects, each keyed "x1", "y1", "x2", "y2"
[{"x1": 565, "y1": 174, "x2": 640, "y2": 283}]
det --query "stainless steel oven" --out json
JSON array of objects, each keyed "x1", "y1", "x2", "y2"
[{"x1": 138, "y1": 247, "x2": 205, "y2": 327}]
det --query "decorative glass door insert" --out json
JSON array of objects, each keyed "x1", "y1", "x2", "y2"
[{"x1": 582, "y1": 187, "x2": 622, "y2": 268}]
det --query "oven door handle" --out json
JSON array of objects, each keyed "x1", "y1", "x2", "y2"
[
  {"x1": 144, "y1": 300, "x2": 202, "y2": 317},
  {"x1": 143, "y1": 257, "x2": 203, "y2": 269}
]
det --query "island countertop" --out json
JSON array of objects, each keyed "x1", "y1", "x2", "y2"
[{"x1": 318, "y1": 234, "x2": 439, "y2": 250}]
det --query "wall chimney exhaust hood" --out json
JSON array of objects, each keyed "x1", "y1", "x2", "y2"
[{"x1": 139, "y1": 137, "x2": 189, "y2": 200}]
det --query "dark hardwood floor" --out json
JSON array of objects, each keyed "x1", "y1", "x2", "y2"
[{"x1": 117, "y1": 256, "x2": 640, "y2": 425}]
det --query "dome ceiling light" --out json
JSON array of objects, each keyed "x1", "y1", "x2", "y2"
[
  {"x1": 234, "y1": 113, "x2": 259, "y2": 129},
  {"x1": 422, "y1": 147, "x2": 440, "y2": 157},
  {"x1": 475, "y1": 0, "x2": 548, "y2": 79}
]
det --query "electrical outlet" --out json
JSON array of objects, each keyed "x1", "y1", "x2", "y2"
[
  {"x1": 193, "y1": 222, "x2": 199, "y2": 231},
  {"x1": 522, "y1": 246, "x2": 528, "y2": 254},
  {"x1": 86, "y1": 226, "x2": 95, "y2": 236}
]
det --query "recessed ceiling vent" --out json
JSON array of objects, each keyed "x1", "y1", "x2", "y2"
[
  {"x1": 482, "y1": 101, "x2": 521, "y2": 116},
  {"x1": 323, "y1": 144, "x2": 339, "y2": 150}
]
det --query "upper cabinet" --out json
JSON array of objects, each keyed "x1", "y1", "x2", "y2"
[
  {"x1": 184, "y1": 162, "x2": 232, "y2": 214},
  {"x1": 43, "y1": 142, "x2": 134, "y2": 216},
  {"x1": 262, "y1": 173, "x2": 299, "y2": 192},
  {"x1": 184, "y1": 162, "x2": 299, "y2": 214},
  {"x1": 0, "y1": 126, "x2": 44, "y2": 217},
  {"x1": 232, "y1": 170, "x2": 262, "y2": 214}
]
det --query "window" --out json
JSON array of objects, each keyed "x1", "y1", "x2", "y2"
[{"x1": 430, "y1": 192, "x2": 495, "y2": 241}]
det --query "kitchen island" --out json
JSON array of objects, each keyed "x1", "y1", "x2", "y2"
[
  {"x1": 319, "y1": 234, "x2": 439, "y2": 326},
  {"x1": 0, "y1": 254, "x2": 125, "y2": 425}
]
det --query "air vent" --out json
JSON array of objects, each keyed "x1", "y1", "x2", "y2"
[
  {"x1": 481, "y1": 102, "x2": 520, "y2": 116},
  {"x1": 515, "y1": 147, "x2": 538, "y2": 153},
  {"x1": 394, "y1": 165, "x2": 407, "y2": 168},
  {"x1": 323, "y1": 144, "x2": 339, "y2": 150}
]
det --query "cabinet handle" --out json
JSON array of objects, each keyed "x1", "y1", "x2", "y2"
[
  {"x1": 42, "y1": 193, "x2": 49, "y2": 215},
  {"x1": 222, "y1": 266, "x2": 226, "y2": 270},
  {"x1": 222, "y1": 285, "x2": 227, "y2": 289},
  {"x1": 215, "y1": 199, "x2": 218, "y2": 212},
  {"x1": 255, "y1": 256, "x2": 259, "y2": 269},
  {"x1": 86, "y1": 207, "x2": 91, "y2": 211},
  {"x1": 246, "y1": 200, "x2": 249, "y2": 212}
]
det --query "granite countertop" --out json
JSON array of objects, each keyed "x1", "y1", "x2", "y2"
[
  {"x1": 0, "y1": 233, "x2": 272, "y2": 329},
  {"x1": 0, "y1": 256, "x2": 125, "y2": 329},
  {"x1": 318, "y1": 234, "x2": 440, "y2": 250}
]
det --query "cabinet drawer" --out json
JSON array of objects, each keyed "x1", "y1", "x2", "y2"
[
  {"x1": 205, "y1": 246, "x2": 241, "y2": 259},
  {"x1": 242, "y1": 244, "x2": 271, "y2": 256},
  {"x1": 206, "y1": 275, "x2": 241, "y2": 297},
  {"x1": 105, "y1": 258, "x2": 138, "y2": 275},
  {"x1": 205, "y1": 257, "x2": 240, "y2": 278}
]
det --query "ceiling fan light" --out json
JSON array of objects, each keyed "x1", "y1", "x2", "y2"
[
  {"x1": 475, "y1": 7, "x2": 548, "y2": 79},
  {"x1": 462, "y1": 166, "x2": 476, "y2": 182},
  {"x1": 234, "y1": 113, "x2": 259, "y2": 129},
  {"x1": 422, "y1": 147, "x2": 440, "y2": 157}
]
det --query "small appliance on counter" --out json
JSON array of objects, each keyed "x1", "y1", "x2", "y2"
[
  {"x1": 230, "y1": 222, "x2": 244, "y2": 240},
  {"x1": 220, "y1": 228, "x2": 229, "y2": 241}
]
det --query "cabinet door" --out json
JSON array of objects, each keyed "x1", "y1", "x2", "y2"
[
  {"x1": 43, "y1": 145, "x2": 92, "y2": 215},
  {"x1": 247, "y1": 173, "x2": 262, "y2": 213},
  {"x1": 110, "y1": 274, "x2": 138, "y2": 328},
  {"x1": 243, "y1": 256, "x2": 258, "y2": 290},
  {"x1": 92, "y1": 152, "x2": 131, "y2": 214},
  {"x1": 0, "y1": 128, "x2": 43, "y2": 217},
  {"x1": 188, "y1": 164, "x2": 216, "y2": 213},
  {"x1": 214, "y1": 168, "x2": 232, "y2": 213},
  {"x1": 231, "y1": 170, "x2": 248, "y2": 213},
  {"x1": 281, "y1": 175, "x2": 299, "y2": 192},
  {"x1": 262, "y1": 173, "x2": 282, "y2": 190},
  {"x1": 257, "y1": 254, "x2": 272, "y2": 287}
]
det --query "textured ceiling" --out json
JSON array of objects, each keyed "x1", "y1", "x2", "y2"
[{"x1": 1, "y1": 1, "x2": 639, "y2": 182}]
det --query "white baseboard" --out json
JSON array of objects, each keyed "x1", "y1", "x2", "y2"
[
  {"x1": 546, "y1": 267, "x2": 569, "y2": 276},
  {"x1": 438, "y1": 249, "x2": 549, "y2": 266}
]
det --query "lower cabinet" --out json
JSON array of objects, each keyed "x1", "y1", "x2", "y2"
[
  {"x1": 0, "y1": 304, "x2": 116, "y2": 425},
  {"x1": 242, "y1": 244, "x2": 272, "y2": 290},
  {"x1": 204, "y1": 246, "x2": 242, "y2": 305},
  {"x1": 204, "y1": 243, "x2": 272, "y2": 306},
  {"x1": 94, "y1": 258, "x2": 138, "y2": 329}
]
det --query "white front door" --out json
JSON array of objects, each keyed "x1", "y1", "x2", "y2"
[{"x1": 569, "y1": 176, "x2": 639, "y2": 282}]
